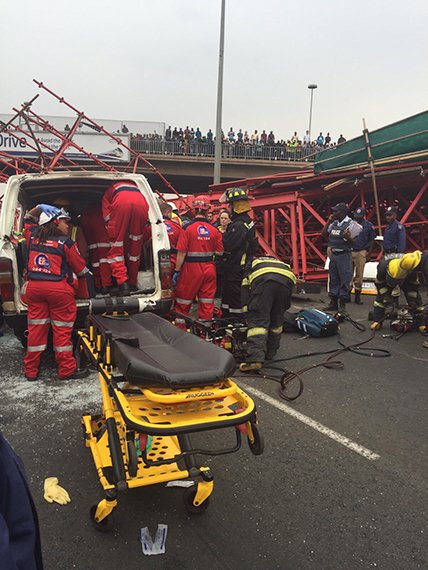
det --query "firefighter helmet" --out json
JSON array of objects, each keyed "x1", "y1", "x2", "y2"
[
  {"x1": 192, "y1": 195, "x2": 211, "y2": 211},
  {"x1": 224, "y1": 187, "x2": 248, "y2": 203},
  {"x1": 399, "y1": 251, "x2": 422, "y2": 272}
]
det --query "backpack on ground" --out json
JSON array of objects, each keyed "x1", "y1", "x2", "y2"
[{"x1": 284, "y1": 308, "x2": 339, "y2": 337}]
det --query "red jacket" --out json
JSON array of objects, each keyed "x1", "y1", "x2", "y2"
[
  {"x1": 24, "y1": 219, "x2": 89, "y2": 297},
  {"x1": 102, "y1": 181, "x2": 148, "y2": 222},
  {"x1": 177, "y1": 218, "x2": 223, "y2": 263}
]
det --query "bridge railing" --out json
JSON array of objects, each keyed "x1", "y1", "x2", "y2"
[{"x1": 130, "y1": 139, "x2": 317, "y2": 162}]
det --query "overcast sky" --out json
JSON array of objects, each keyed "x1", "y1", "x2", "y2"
[{"x1": 2, "y1": 0, "x2": 427, "y2": 142}]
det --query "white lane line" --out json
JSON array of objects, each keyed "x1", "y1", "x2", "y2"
[{"x1": 243, "y1": 384, "x2": 380, "y2": 461}]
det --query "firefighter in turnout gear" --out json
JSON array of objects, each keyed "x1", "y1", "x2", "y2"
[
  {"x1": 23, "y1": 204, "x2": 91, "y2": 381},
  {"x1": 220, "y1": 187, "x2": 258, "y2": 316},
  {"x1": 239, "y1": 257, "x2": 296, "y2": 372},
  {"x1": 102, "y1": 181, "x2": 149, "y2": 296},
  {"x1": 173, "y1": 195, "x2": 223, "y2": 327},
  {"x1": 370, "y1": 250, "x2": 428, "y2": 331}
]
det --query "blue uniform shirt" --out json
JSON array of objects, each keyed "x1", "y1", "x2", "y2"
[
  {"x1": 353, "y1": 219, "x2": 376, "y2": 251},
  {"x1": 383, "y1": 219, "x2": 406, "y2": 253}
]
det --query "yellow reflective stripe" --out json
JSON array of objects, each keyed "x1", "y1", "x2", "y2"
[
  {"x1": 71, "y1": 226, "x2": 78, "y2": 241},
  {"x1": 252, "y1": 258, "x2": 291, "y2": 268},
  {"x1": 240, "y1": 253, "x2": 247, "y2": 266},
  {"x1": 270, "y1": 326, "x2": 283, "y2": 334},
  {"x1": 379, "y1": 287, "x2": 389, "y2": 294},
  {"x1": 374, "y1": 301, "x2": 384, "y2": 307},
  {"x1": 247, "y1": 327, "x2": 268, "y2": 337},
  {"x1": 242, "y1": 305, "x2": 248, "y2": 313},
  {"x1": 242, "y1": 277, "x2": 249, "y2": 286},
  {"x1": 407, "y1": 291, "x2": 417, "y2": 298},
  {"x1": 249, "y1": 266, "x2": 296, "y2": 285},
  {"x1": 415, "y1": 306, "x2": 425, "y2": 312}
]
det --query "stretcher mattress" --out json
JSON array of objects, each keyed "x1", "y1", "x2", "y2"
[{"x1": 92, "y1": 313, "x2": 236, "y2": 387}]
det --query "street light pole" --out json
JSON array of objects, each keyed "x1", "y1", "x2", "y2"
[
  {"x1": 213, "y1": 0, "x2": 226, "y2": 185},
  {"x1": 307, "y1": 83, "x2": 317, "y2": 141}
]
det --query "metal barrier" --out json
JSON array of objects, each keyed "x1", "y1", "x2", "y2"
[{"x1": 130, "y1": 139, "x2": 317, "y2": 162}]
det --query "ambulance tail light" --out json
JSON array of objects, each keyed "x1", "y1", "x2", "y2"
[
  {"x1": 0, "y1": 257, "x2": 14, "y2": 302},
  {"x1": 158, "y1": 250, "x2": 172, "y2": 295}
]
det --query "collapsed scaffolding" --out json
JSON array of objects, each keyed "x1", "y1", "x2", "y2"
[{"x1": 1, "y1": 80, "x2": 427, "y2": 281}]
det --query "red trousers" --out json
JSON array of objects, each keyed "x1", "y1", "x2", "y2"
[
  {"x1": 81, "y1": 205, "x2": 112, "y2": 289},
  {"x1": 174, "y1": 263, "x2": 216, "y2": 327},
  {"x1": 107, "y1": 201, "x2": 148, "y2": 286},
  {"x1": 24, "y1": 281, "x2": 77, "y2": 379}
]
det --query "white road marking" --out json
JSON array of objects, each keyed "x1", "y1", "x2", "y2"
[{"x1": 243, "y1": 384, "x2": 381, "y2": 461}]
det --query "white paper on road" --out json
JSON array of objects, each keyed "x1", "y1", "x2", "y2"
[
  {"x1": 141, "y1": 524, "x2": 168, "y2": 555},
  {"x1": 165, "y1": 480, "x2": 195, "y2": 488}
]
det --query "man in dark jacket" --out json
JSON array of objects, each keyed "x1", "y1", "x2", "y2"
[
  {"x1": 0, "y1": 429, "x2": 43, "y2": 569},
  {"x1": 220, "y1": 187, "x2": 258, "y2": 316},
  {"x1": 239, "y1": 257, "x2": 296, "y2": 372}
]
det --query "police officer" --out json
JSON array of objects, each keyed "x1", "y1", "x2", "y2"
[
  {"x1": 23, "y1": 205, "x2": 91, "y2": 381},
  {"x1": 239, "y1": 257, "x2": 296, "y2": 372},
  {"x1": 383, "y1": 206, "x2": 406, "y2": 257},
  {"x1": 158, "y1": 199, "x2": 183, "y2": 273},
  {"x1": 0, "y1": 429, "x2": 44, "y2": 569},
  {"x1": 321, "y1": 202, "x2": 353, "y2": 313},
  {"x1": 173, "y1": 195, "x2": 223, "y2": 326},
  {"x1": 220, "y1": 187, "x2": 258, "y2": 316},
  {"x1": 352, "y1": 207, "x2": 376, "y2": 304},
  {"x1": 371, "y1": 250, "x2": 428, "y2": 331}
]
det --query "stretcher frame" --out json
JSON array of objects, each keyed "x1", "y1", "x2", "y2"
[{"x1": 77, "y1": 314, "x2": 263, "y2": 530}]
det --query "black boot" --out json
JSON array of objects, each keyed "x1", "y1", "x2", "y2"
[
  {"x1": 338, "y1": 298, "x2": 348, "y2": 315},
  {"x1": 354, "y1": 290, "x2": 363, "y2": 305},
  {"x1": 117, "y1": 281, "x2": 131, "y2": 296},
  {"x1": 324, "y1": 297, "x2": 338, "y2": 312}
]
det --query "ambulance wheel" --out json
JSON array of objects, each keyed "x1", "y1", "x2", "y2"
[
  {"x1": 183, "y1": 487, "x2": 210, "y2": 515},
  {"x1": 89, "y1": 504, "x2": 114, "y2": 533},
  {"x1": 247, "y1": 423, "x2": 264, "y2": 456},
  {"x1": 127, "y1": 440, "x2": 138, "y2": 478}
]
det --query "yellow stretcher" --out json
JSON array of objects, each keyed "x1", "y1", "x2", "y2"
[{"x1": 77, "y1": 310, "x2": 263, "y2": 531}]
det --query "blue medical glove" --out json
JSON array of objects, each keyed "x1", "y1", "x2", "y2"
[
  {"x1": 38, "y1": 204, "x2": 60, "y2": 217},
  {"x1": 172, "y1": 271, "x2": 180, "y2": 288}
]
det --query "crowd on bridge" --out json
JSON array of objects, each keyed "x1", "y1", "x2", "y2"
[{"x1": 130, "y1": 126, "x2": 347, "y2": 161}]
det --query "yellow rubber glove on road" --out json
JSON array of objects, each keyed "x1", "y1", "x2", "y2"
[
  {"x1": 44, "y1": 477, "x2": 71, "y2": 505},
  {"x1": 370, "y1": 322, "x2": 382, "y2": 331}
]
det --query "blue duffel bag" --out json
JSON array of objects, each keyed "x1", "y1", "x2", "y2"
[{"x1": 284, "y1": 308, "x2": 339, "y2": 337}]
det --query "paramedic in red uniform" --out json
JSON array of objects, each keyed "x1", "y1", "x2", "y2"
[
  {"x1": 81, "y1": 203, "x2": 112, "y2": 294},
  {"x1": 158, "y1": 199, "x2": 183, "y2": 273},
  {"x1": 173, "y1": 195, "x2": 223, "y2": 327},
  {"x1": 23, "y1": 204, "x2": 91, "y2": 381},
  {"x1": 102, "y1": 181, "x2": 149, "y2": 296}
]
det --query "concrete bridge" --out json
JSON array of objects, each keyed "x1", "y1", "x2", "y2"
[{"x1": 136, "y1": 153, "x2": 312, "y2": 194}]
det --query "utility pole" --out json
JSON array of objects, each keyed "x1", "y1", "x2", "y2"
[
  {"x1": 213, "y1": 0, "x2": 226, "y2": 185},
  {"x1": 307, "y1": 83, "x2": 317, "y2": 141}
]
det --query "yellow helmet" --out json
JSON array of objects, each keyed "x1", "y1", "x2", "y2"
[{"x1": 399, "y1": 251, "x2": 422, "y2": 272}]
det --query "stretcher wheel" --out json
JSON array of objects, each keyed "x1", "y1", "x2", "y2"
[
  {"x1": 127, "y1": 440, "x2": 138, "y2": 478},
  {"x1": 183, "y1": 487, "x2": 210, "y2": 515},
  {"x1": 247, "y1": 423, "x2": 264, "y2": 456},
  {"x1": 89, "y1": 504, "x2": 114, "y2": 533}
]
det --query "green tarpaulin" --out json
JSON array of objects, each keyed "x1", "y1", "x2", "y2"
[{"x1": 314, "y1": 110, "x2": 428, "y2": 174}]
